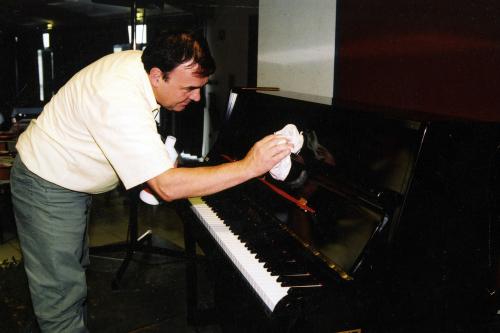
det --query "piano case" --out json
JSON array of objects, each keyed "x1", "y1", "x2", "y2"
[{"x1": 178, "y1": 91, "x2": 500, "y2": 333}]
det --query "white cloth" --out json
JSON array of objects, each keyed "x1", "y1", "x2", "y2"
[
  {"x1": 139, "y1": 188, "x2": 160, "y2": 205},
  {"x1": 16, "y1": 50, "x2": 173, "y2": 194},
  {"x1": 269, "y1": 124, "x2": 303, "y2": 181},
  {"x1": 164, "y1": 135, "x2": 178, "y2": 161}
]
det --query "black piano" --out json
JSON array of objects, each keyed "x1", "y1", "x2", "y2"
[{"x1": 179, "y1": 90, "x2": 500, "y2": 332}]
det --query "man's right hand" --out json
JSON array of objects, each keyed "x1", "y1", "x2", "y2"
[{"x1": 241, "y1": 134, "x2": 293, "y2": 178}]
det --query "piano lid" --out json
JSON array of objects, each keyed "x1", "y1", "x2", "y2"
[{"x1": 208, "y1": 91, "x2": 426, "y2": 275}]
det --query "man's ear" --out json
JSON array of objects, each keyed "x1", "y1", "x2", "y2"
[{"x1": 148, "y1": 67, "x2": 163, "y2": 87}]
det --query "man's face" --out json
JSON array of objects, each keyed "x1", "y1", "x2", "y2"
[{"x1": 149, "y1": 61, "x2": 209, "y2": 112}]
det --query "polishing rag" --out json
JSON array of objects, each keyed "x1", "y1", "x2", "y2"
[{"x1": 269, "y1": 124, "x2": 303, "y2": 181}]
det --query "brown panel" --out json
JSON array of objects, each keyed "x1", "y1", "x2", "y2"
[{"x1": 335, "y1": 0, "x2": 500, "y2": 122}]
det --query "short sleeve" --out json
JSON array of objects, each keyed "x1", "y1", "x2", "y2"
[{"x1": 84, "y1": 83, "x2": 173, "y2": 189}]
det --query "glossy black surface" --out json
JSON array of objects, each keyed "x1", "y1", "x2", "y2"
[
  {"x1": 187, "y1": 91, "x2": 500, "y2": 331},
  {"x1": 209, "y1": 91, "x2": 424, "y2": 275}
]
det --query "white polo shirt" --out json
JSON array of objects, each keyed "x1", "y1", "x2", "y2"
[{"x1": 16, "y1": 50, "x2": 173, "y2": 194}]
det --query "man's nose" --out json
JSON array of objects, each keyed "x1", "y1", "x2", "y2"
[{"x1": 190, "y1": 89, "x2": 201, "y2": 102}]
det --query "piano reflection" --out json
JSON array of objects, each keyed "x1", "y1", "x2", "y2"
[{"x1": 178, "y1": 90, "x2": 500, "y2": 332}]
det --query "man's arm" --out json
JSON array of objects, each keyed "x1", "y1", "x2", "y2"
[{"x1": 147, "y1": 134, "x2": 292, "y2": 202}]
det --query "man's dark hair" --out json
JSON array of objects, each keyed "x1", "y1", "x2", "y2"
[{"x1": 141, "y1": 29, "x2": 216, "y2": 79}]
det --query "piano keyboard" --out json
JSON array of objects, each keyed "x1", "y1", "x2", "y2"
[{"x1": 189, "y1": 197, "x2": 290, "y2": 312}]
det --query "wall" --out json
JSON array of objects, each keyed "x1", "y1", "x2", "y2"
[
  {"x1": 205, "y1": 5, "x2": 257, "y2": 148},
  {"x1": 206, "y1": 5, "x2": 257, "y2": 119},
  {"x1": 257, "y1": 0, "x2": 337, "y2": 105}
]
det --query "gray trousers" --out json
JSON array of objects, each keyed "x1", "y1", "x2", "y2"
[{"x1": 10, "y1": 156, "x2": 91, "y2": 333}]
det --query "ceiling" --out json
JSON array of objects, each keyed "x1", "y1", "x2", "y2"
[{"x1": 0, "y1": 0, "x2": 258, "y2": 31}]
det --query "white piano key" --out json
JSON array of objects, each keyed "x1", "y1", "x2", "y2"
[{"x1": 191, "y1": 201, "x2": 289, "y2": 312}]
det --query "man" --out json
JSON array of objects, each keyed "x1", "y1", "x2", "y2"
[{"x1": 10, "y1": 30, "x2": 292, "y2": 332}]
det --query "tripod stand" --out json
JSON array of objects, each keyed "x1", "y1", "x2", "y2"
[{"x1": 89, "y1": 186, "x2": 186, "y2": 289}]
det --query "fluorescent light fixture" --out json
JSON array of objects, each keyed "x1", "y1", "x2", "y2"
[
  {"x1": 37, "y1": 49, "x2": 44, "y2": 101},
  {"x1": 128, "y1": 24, "x2": 147, "y2": 45},
  {"x1": 42, "y1": 32, "x2": 50, "y2": 49}
]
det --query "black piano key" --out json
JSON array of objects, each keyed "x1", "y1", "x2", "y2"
[
  {"x1": 277, "y1": 274, "x2": 322, "y2": 287},
  {"x1": 202, "y1": 191, "x2": 327, "y2": 292}
]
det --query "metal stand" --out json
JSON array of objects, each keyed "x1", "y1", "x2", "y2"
[{"x1": 90, "y1": 186, "x2": 186, "y2": 289}]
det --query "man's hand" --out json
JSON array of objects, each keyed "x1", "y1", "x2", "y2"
[
  {"x1": 241, "y1": 134, "x2": 293, "y2": 178},
  {"x1": 148, "y1": 134, "x2": 292, "y2": 202}
]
